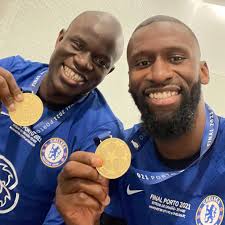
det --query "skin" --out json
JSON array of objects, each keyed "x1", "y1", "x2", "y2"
[
  {"x1": 55, "y1": 21, "x2": 210, "y2": 225},
  {"x1": 128, "y1": 21, "x2": 209, "y2": 159},
  {"x1": 0, "y1": 11, "x2": 123, "y2": 110},
  {"x1": 0, "y1": 67, "x2": 23, "y2": 111}
]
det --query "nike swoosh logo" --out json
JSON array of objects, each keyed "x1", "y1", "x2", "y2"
[{"x1": 126, "y1": 184, "x2": 144, "y2": 195}]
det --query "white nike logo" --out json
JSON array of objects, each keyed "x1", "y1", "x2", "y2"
[{"x1": 126, "y1": 184, "x2": 144, "y2": 195}]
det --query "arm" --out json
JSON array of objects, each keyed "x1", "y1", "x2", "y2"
[{"x1": 55, "y1": 151, "x2": 110, "y2": 225}]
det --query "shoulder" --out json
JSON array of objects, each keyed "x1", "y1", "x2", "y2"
[
  {"x1": 76, "y1": 89, "x2": 123, "y2": 128},
  {"x1": 125, "y1": 123, "x2": 142, "y2": 134},
  {"x1": 0, "y1": 55, "x2": 22, "y2": 69},
  {"x1": 69, "y1": 90, "x2": 124, "y2": 150},
  {"x1": 219, "y1": 116, "x2": 225, "y2": 128},
  {"x1": 218, "y1": 116, "x2": 225, "y2": 139},
  {"x1": 0, "y1": 55, "x2": 48, "y2": 74},
  {"x1": 124, "y1": 123, "x2": 146, "y2": 142}
]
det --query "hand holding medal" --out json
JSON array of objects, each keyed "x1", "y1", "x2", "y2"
[
  {"x1": 0, "y1": 67, "x2": 44, "y2": 126},
  {"x1": 9, "y1": 92, "x2": 43, "y2": 126},
  {"x1": 95, "y1": 138, "x2": 131, "y2": 179}
]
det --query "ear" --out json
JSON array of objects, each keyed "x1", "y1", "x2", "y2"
[
  {"x1": 128, "y1": 71, "x2": 132, "y2": 93},
  {"x1": 55, "y1": 29, "x2": 65, "y2": 48},
  {"x1": 200, "y1": 61, "x2": 209, "y2": 85},
  {"x1": 107, "y1": 66, "x2": 115, "y2": 75}
]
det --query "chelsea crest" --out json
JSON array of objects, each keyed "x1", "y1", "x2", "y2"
[
  {"x1": 196, "y1": 195, "x2": 224, "y2": 225},
  {"x1": 40, "y1": 138, "x2": 68, "y2": 168}
]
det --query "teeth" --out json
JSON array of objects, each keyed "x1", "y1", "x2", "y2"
[
  {"x1": 64, "y1": 66, "x2": 84, "y2": 82},
  {"x1": 149, "y1": 91, "x2": 178, "y2": 99}
]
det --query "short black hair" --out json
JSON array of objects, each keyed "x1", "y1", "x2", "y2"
[{"x1": 133, "y1": 15, "x2": 199, "y2": 48}]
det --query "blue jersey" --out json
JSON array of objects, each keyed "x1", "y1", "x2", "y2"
[
  {"x1": 0, "y1": 56, "x2": 124, "y2": 225},
  {"x1": 105, "y1": 108, "x2": 225, "y2": 225}
]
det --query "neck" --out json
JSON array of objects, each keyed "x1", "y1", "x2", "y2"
[{"x1": 155, "y1": 102, "x2": 206, "y2": 160}]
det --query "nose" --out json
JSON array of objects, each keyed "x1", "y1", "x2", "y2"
[
  {"x1": 74, "y1": 52, "x2": 93, "y2": 71},
  {"x1": 149, "y1": 57, "x2": 173, "y2": 84}
]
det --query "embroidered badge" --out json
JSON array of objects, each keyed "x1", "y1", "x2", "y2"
[
  {"x1": 196, "y1": 195, "x2": 224, "y2": 225},
  {"x1": 40, "y1": 138, "x2": 68, "y2": 168}
]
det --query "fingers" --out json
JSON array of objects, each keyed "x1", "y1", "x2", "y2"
[
  {"x1": 57, "y1": 151, "x2": 110, "y2": 212},
  {"x1": 58, "y1": 177, "x2": 109, "y2": 203},
  {"x1": 0, "y1": 67, "x2": 23, "y2": 111},
  {"x1": 69, "y1": 151, "x2": 103, "y2": 167},
  {"x1": 60, "y1": 159, "x2": 99, "y2": 182},
  {"x1": 56, "y1": 186, "x2": 110, "y2": 213},
  {"x1": 61, "y1": 151, "x2": 105, "y2": 184}
]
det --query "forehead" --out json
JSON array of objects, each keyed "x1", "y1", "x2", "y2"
[
  {"x1": 128, "y1": 22, "x2": 197, "y2": 58},
  {"x1": 67, "y1": 19, "x2": 118, "y2": 60}
]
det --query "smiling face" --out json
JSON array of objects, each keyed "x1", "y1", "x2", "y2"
[
  {"x1": 127, "y1": 21, "x2": 209, "y2": 139},
  {"x1": 45, "y1": 12, "x2": 123, "y2": 105}
]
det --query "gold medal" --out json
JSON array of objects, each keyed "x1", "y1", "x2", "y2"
[
  {"x1": 95, "y1": 138, "x2": 131, "y2": 179},
  {"x1": 9, "y1": 93, "x2": 43, "y2": 126}
]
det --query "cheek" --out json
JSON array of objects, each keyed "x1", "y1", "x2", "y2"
[
  {"x1": 129, "y1": 73, "x2": 144, "y2": 93},
  {"x1": 91, "y1": 72, "x2": 107, "y2": 85},
  {"x1": 55, "y1": 44, "x2": 74, "y2": 61},
  {"x1": 178, "y1": 63, "x2": 200, "y2": 82},
  {"x1": 64, "y1": 57, "x2": 74, "y2": 65}
]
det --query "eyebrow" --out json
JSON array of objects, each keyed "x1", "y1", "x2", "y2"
[
  {"x1": 129, "y1": 45, "x2": 190, "y2": 60},
  {"x1": 70, "y1": 36, "x2": 86, "y2": 44}
]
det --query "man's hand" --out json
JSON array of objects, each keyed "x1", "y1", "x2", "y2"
[
  {"x1": 56, "y1": 151, "x2": 110, "y2": 225},
  {"x1": 0, "y1": 67, "x2": 23, "y2": 111}
]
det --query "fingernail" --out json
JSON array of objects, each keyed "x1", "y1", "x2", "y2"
[
  {"x1": 92, "y1": 156, "x2": 103, "y2": 167},
  {"x1": 15, "y1": 93, "x2": 23, "y2": 101},
  {"x1": 103, "y1": 195, "x2": 110, "y2": 206},
  {"x1": 8, "y1": 104, "x2": 15, "y2": 112}
]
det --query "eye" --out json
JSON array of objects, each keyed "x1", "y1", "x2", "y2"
[
  {"x1": 169, "y1": 55, "x2": 186, "y2": 64},
  {"x1": 134, "y1": 59, "x2": 152, "y2": 68},
  {"x1": 94, "y1": 57, "x2": 109, "y2": 69},
  {"x1": 72, "y1": 40, "x2": 83, "y2": 51}
]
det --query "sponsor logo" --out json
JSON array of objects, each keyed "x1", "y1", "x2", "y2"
[
  {"x1": 126, "y1": 184, "x2": 144, "y2": 195},
  {"x1": 196, "y1": 195, "x2": 224, "y2": 225},
  {"x1": 40, "y1": 138, "x2": 68, "y2": 168}
]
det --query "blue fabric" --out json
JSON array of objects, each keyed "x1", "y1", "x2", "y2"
[
  {"x1": 105, "y1": 117, "x2": 225, "y2": 225},
  {"x1": 0, "y1": 56, "x2": 124, "y2": 225}
]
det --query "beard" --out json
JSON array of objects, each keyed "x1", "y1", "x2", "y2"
[{"x1": 130, "y1": 80, "x2": 201, "y2": 140}]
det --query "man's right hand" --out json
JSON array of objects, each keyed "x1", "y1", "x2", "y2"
[
  {"x1": 56, "y1": 151, "x2": 110, "y2": 225},
  {"x1": 0, "y1": 67, "x2": 23, "y2": 111}
]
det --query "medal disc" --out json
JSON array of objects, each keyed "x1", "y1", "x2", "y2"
[
  {"x1": 95, "y1": 138, "x2": 131, "y2": 179},
  {"x1": 9, "y1": 93, "x2": 43, "y2": 126}
]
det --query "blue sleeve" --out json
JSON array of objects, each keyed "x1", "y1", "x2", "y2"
[
  {"x1": 0, "y1": 55, "x2": 32, "y2": 77},
  {"x1": 0, "y1": 56, "x2": 17, "y2": 70},
  {"x1": 42, "y1": 203, "x2": 65, "y2": 225}
]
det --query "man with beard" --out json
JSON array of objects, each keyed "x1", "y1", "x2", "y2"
[
  {"x1": 0, "y1": 11, "x2": 124, "y2": 225},
  {"x1": 55, "y1": 15, "x2": 225, "y2": 225}
]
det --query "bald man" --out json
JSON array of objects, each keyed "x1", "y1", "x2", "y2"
[{"x1": 0, "y1": 11, "x2": 124, "y2": 225}]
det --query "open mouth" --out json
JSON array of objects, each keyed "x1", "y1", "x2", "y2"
[
  {"x1": 144, "y1": 86, "x2": 181, "y2": 106},
  {"x1": 63, "y1": 65, "x2": 86, "y2": 83},
  {"x1": 148, "y1": 91, "x2": 179, "y2": 99}
]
